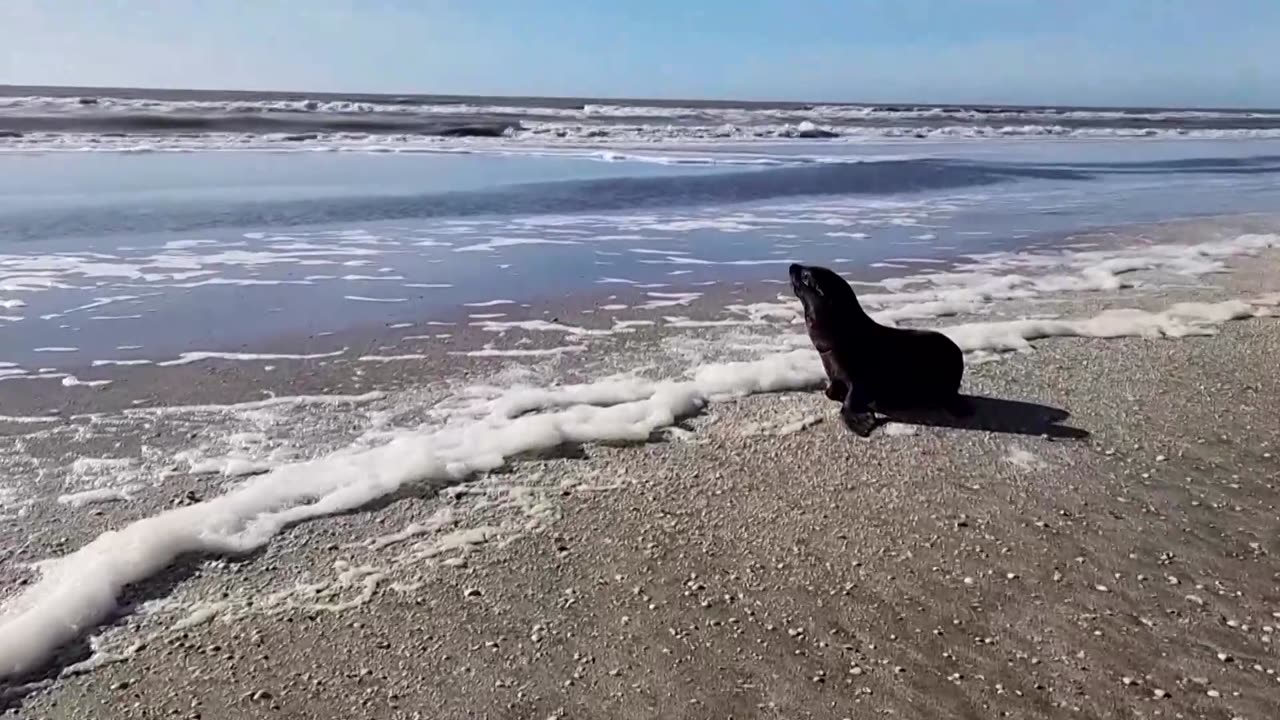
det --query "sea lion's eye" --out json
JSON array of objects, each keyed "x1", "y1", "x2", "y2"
[{"x1": 808, "y1": 273, "x2": 823, "y2": 295}]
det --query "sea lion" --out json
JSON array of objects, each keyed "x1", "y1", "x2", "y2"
[{"x1": 789, "y1": 263, "x2": 972, "y2": 436}]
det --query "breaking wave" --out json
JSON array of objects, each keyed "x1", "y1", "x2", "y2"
[{"x1": 4, "y1": 88, "x2": 1280, "y2": 148}]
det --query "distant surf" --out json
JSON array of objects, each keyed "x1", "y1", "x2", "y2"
[{"x1": 5, "y1": 85, "x2": 1280, "y2": 151}]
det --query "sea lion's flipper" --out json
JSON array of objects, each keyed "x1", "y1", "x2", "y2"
[
  {"x1": 840, "y1": 385, "x2": 876, "y2": 437},
  {"x1": 819, "y1": 352, "x2": 846, "y2": 401}
]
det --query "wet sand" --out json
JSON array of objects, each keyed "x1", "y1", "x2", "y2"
[{"x1": 3, "y1": 218, "x2": 1280, "y2": 719}]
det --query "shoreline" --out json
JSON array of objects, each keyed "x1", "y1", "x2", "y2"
[{"x1": 2, "y1": 214, "x2": 1280, "y2": 717}]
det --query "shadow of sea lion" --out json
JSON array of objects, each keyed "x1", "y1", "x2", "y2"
[{"x1": 878, "y1": 394, "x2": 1090, "y2": 440}]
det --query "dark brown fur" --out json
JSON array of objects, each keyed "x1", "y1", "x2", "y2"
[{"x1": 790, "y1": 263, "x2": 971, "y2": 436}]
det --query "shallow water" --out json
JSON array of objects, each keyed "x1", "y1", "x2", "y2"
[{"x1": 3, "y1": 139, "x2": 1280, "y2": 369}]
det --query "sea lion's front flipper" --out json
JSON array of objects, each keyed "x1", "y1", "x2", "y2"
[
  {"x1": 819, "y1": 352, "x2": 847, "y2": 401},
  {"x1": 840, "y1": 384, "x2": 877, "y2": 437}
]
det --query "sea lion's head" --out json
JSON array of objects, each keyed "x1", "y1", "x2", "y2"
[
  {"x1": 789, "y1": 263, "x2": 856, "y2": 312},
  {"x1": 789, "y1": 263, "x2": 859, "y2": 348}
]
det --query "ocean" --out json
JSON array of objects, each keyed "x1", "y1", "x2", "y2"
[{"x1": 3, "y1": 86, "x2": 1280, "y2": 371}]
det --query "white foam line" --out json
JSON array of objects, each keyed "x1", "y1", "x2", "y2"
[
  {"x1": 89, "y1": 392, "x2": 385, "y2": 418},
  {"x1": 187, "y1": 457, "x2": 272, "y2": 478},
  {"x1": 357, "y1": 354, "x2": 431, "y2": 362},
  {"x1": 463, "y1": 300, "x2": 516, "y2": 308},
  {"x1": 941, "y1": 300, "x2": 1265, "y2": 353},
  {"x1": 56, "y1": 487, "x2": 139, "y2": 508},
  {"x1": 475, "y1": 319, "x2": 616, "y2": 337},
  {"x1": 32, "y1": 347, "x2": 78, "y2": 353},
  {"x1": 663, "y1": 317, "x2": 769, "y2": 329},
  {"x1": 368, "y1": 507, "x2": 454, "y2": 550},
  {"x1": 457, "y1": 346, "x2": 588, "y2": 358},
  {"x1": 91, "y1": 359, "x2": 153, "y2": 367},
  {"x1": 70, "y1": 457, "x2": 133, "y2": 473},
  {"x1": 638, "y1": 292, "x2": 702, "y2": 310},
  {"x1": 39, "y1": 295, "x2": 141, "y2": 321},
  {"x1": 156, "y1": 349, "x2": 346, "y2": 367},
  {"x1": 453, "y1": 237, "x2": 580, "y2": 253},
  {"x1": 344, "y1": 296, "x2": 408, "y2": 304},
  {"x1": 60, "y1": 375, "x2": 111, "y2": 389},
  {"x1": 629, "y1": 248, "x2": 690, "y2": 256},
  {"x1": 0, "y1": 415, "x2": 60, "y2": 424}
]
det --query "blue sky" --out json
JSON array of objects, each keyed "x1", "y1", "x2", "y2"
[{"x1": 2, "y1": 0, "x2": 1277, "y2": 107}]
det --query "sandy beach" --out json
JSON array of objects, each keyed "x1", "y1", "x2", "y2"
[{"x1": 1, "y1": 215, "x2": 1277, "y2": 719}]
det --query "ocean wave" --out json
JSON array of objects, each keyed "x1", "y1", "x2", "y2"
[
  {"x1": 0, "y1": 111, "x2": 518, "y2": 138},
  {"x1": 4, "y1": 93, "x2": 1280, "y2": 123},
  {"x1": 5, "y1": 91, "x2": 1280, "y2": 140},
  {"x1": 5, "y1": 122, "x2": 1280, "y2": 157}
]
